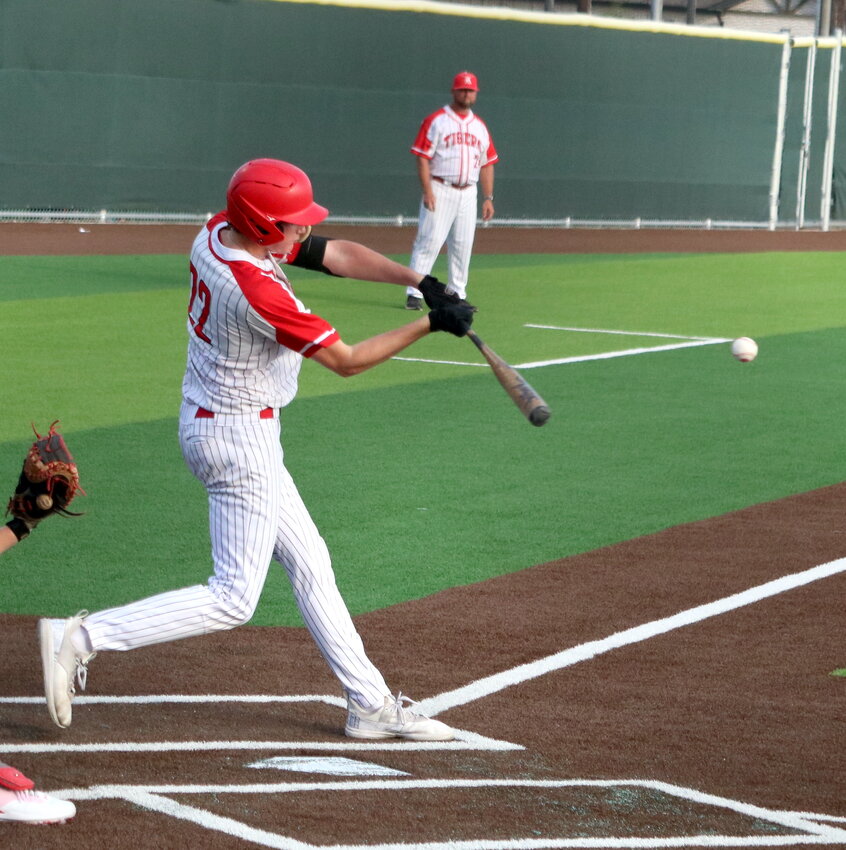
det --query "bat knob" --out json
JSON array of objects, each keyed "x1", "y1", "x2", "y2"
[{"x1": 529, "y1": 406, "x2": 551, "y2": 427}]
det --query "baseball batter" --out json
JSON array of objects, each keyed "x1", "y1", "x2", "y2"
[
  {"x1": 38, "y1": 159, "x2": 474, "y2": 742},
  {"x1": 405, "y1": 71, "x2": 498, "y2": 309}
]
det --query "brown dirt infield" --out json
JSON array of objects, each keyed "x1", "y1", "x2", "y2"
[
  {"x1": 1, "y1": 224, "x2": 844, "y2": 848},
  {"x1": 5, "y1": 220, "x2": 846, "y2": 256}
]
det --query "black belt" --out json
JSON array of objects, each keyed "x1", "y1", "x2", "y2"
[{"x1": 432, "y1": 176, "x2": 471, "y2": 190}]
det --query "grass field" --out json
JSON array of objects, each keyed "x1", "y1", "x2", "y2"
[{"x1": 1, "y1": 250, "x2": 844, "y2": 625}]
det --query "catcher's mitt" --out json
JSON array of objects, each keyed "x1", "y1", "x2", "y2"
[{"x1": 7, "y1": 421, "x2": 83, "y2": 533}]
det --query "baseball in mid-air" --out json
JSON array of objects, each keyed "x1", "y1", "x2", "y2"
[{"x1": 730, "y1": 337, "x2": 758, "y2": 362}]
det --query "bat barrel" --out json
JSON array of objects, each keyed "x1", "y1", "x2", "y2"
[
  {"x1": 529, "y1": 404, "x2": 551, "y2": 427},
  {"x1": 467, "y1": 330, "x2": 551, "y2": 427}
]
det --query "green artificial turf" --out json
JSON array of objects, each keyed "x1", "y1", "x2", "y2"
[{"x1": 1, "y1": 250, "x2": 844, "y2": 624}]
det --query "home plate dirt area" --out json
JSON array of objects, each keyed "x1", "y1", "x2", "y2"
[
  {"x1": 0, "y1": 482, "x2": 844, "y2": 848},
  {"x1": 1, "y1": 224, "x2": 845, "y2": 847}
]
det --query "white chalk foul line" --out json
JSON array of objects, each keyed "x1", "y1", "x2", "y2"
[
  {"x1": 417, "y1": 557, "x2": 846, "y2": 717},
  {"x1": 525, "y1": 324, "x2": 727, "y2": 342},
  {"x1": 391, "y1": 356, "x2": 488, "y2": 367},
  {"x1": 393, "y1": 326, "x2": 730, "y2": 370},
  {"x1": 507, "y1": 337, "x2": 730, "y2": 368},
  {"x1": 511, "y1": 324, "x2": 731, "y2": 367}
]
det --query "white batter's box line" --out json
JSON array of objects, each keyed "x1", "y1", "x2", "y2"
[
  {"x1": 778, "y1": 813, "x2": 846, "y2": 825},
  {"x1": 0, "y1": 693, "x2": 346, "y2": 707},
  {"x1": 417, "y1": 557, "x2": 846, "y2": 718},
  {"x1": 0, "y1": 692, "x2": 520, "y2": 753},
  {"x1": 50, "y1": 778, "x2": 846, "y2": 849},
  {"x1": 0, "y1": 729, "x2": 520, "y2": 757}
]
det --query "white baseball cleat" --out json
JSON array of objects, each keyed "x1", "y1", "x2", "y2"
[
  {"x1": 345, "y1": 692, "x2": 455, "y2": 741},
  {"x1": 0, "y1": 788, "x2": 76, "y2": 824},
  {"x1": 39, "y1": 611, "x2": 95, "y2": 729}
]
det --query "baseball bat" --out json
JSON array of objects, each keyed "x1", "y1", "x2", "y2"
[{"x1": 466, "y1": 329, "x2": 551, "y2": 427}]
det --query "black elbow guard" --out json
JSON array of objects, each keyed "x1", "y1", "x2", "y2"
[{"x1": 291, "y1": 235, "x2": 342, "y2": 277}]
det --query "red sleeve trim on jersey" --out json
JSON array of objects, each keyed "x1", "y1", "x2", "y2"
[
  {"x1": 410, "y1": 108, "x2": 444, "y2": 158},
  {"x1": 299, "y1": 328, "x2": 340, "y2": 358},
  {"x1": 473, "y1": 117, "x2": 498, "y2": 166},
  {"x1": 229, "y1": 260, "x2": 338, "y2": 355}
]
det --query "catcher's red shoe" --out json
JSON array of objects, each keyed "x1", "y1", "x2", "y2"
[
  {"x1": 0, "y1": 788, "x2": 76, "y2": 823},
  {"x1": 0, "y1": 766, "x2": 75, "y2": 824}
]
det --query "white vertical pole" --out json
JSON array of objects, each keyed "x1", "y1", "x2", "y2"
[
  {"x1": 796, "y1": 42, "x2": 817, "y2": 229},
  {"x1": 769, "y1": 37, "x2": 792, "y2": 231},
  {"x1": 820, "y1": 30, "x2": 842, "y2": 231},
  {"x1": 818, "y1": 0, "x2": 831, "y2": 36}
]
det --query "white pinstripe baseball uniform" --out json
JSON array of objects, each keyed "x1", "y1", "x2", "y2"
[
  {"x1": 408, "y1": 105, "x2": 498, "y2": 300},
  {"x1": 81, "y1": 212, "x2": 392, "y2": 710}
]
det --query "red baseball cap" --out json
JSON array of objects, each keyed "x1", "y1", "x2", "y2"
[{"x1": 452, "y1": 71, "x2": 479, "y2": 92}]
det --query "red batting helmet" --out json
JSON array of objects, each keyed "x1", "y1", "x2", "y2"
[
  {"x1": 452, "y1": 71, "x2": 479, "y2": 92},
  {"x1": 226, "y1": 159, "x2": 328, "y2": 245}
]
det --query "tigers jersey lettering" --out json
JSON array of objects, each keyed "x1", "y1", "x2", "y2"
[{"x1": 411, "y1": 106, "x2": 498, "y2": 186}]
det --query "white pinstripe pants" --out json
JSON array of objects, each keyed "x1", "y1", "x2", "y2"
[
  {"x1": 408, "y1": 181, "x2": 478, "y2": 300},
  {"x1": 84, "y1": 414, "x2": 390, "y2": 708}
]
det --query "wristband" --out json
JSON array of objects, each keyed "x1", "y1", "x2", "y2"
[{"x1": 6, "y1": 517, "x2": 30, "y2": 541}]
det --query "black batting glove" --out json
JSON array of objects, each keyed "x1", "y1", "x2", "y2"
[
  {"x1": 418, "y1": 275, "x2": 454, "y2": 308},
  {"x1": 418, "y1": 275, "x2": 476, "y2": 311},
  {"x1": 428, "y1": 302, "x2": 476, "y2": 337}
]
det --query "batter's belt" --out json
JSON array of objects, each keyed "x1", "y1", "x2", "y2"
[
  {"x1": 194, "y1": 407, "x2": 275, "y2": 419},
  {"x1": 432, "y1": 176, "x2": 473, "y2": 190},
  {"x1": 180, "y1": 402, "x2": 280, "y2": 426}
]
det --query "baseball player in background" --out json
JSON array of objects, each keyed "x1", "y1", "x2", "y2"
[
  {"x1": 1, "y1": 520, "x2": 76, "y2": 824},
  {"x1": 38, "y1": 158, "x2": 475, "y2": 742},
  {"x1": 405, "y1": 70, "x2": 498, "y2": 310}
]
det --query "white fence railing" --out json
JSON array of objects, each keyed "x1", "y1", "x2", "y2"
[{"x1": 3, "y1": 210, "x2": 846, "y2": 230}]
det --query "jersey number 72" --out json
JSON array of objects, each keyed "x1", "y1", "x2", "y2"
[{"x1": 188, "y1": 263, "x2": 212, "y2": 343}]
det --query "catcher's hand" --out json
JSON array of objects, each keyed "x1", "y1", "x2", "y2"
[
  {"x1": 6, "y1": 421, "x2": 83, "y2": 535},
  {"x1": 418, "y1": 275, "x2": 476, "y2": 312}
]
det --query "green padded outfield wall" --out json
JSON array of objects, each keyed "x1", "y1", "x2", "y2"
[{"x1": 0, "y1": 0, "x2": 839, "y2": 223}]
